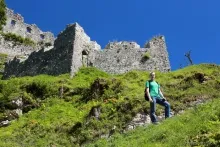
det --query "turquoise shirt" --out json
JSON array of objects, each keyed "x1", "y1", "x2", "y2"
[{"x1": 145, "y1": 80, "x2": 161, "y2": 99}]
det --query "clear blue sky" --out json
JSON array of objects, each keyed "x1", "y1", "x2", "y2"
[{"x1": 5, "y1": 0, "x2": 220, "y2": 70}]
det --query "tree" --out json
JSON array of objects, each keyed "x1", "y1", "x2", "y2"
[
  {"x1": 185, "y1": 50, "x2": 193, "y2": 65},
  {"x1": 0, "y1": 0, "x2": 6, "y2": 31}
]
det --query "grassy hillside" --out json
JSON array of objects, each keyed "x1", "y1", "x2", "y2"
[
  {"x1": 87, "y1": 98, "x2": 220, "y2": 147},
  {"x1": 0, "y1": 64, "x2": 220, "y2": 146}
]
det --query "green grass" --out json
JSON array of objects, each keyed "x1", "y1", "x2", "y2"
[
  {"x1": 0, "y1": 64, "x2": 220, "y2": 146},
  {"x1": 87, "y1": 98, "x2": 220, "y2": 147}
]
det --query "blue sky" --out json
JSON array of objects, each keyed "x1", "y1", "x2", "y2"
[{"x1": 5, "y1": 0, "x2": 220, "y2": 70}]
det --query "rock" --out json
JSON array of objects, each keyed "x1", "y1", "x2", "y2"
[
  {"x1": 12, "y1": 98, "x2": 23, "y2": 108},
  {"x1": 0, "y1": 120, "x2": 10, "y2": 127}
]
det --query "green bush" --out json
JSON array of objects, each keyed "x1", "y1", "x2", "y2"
[
  {"x1": 142, "y1": 52, "x2": 151, "y2": 62},
  {"x1": 0, "y1": 0, "x2": 6, "y2": 31},
  {"x1": 0, "y1": 53, "x2": 7, "y2": 72},
  {"x1": 1, "y1": 32, "x2": 36, "y2": 46}
]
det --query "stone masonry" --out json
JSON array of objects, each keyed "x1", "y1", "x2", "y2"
[
  {"x1": 0, "y1": 34, "x2": 39, "y2": 59},
  {"x1": 3, "y1": 23, "x2": 100, "y2": 78},
  {"x1": 2, "y1": 22, "x2": 170, "y2": 79},
  {"x1": 0, "y1": 8, "x2": 55, "y2": 67},
  {"x1": 3, "y1": 8, "x2": 54, "y2": 44},
  {"x1": 93, "y1": 36, "x2": 170, "y2": 74}
]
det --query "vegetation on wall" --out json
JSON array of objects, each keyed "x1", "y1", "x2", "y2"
[
  {"x1": 37, "y1": 41, "x2": 52, "y2": 47},
  {"x1": 0, "y1": 32, "x2": 36, "y2": 46},
  {"x1": 0, "y1": 53, "x2": 7, "y2": 73},
  {"x1": 143, "y1": 52, "x2": 151, "y2": 60},
  {"x1": 141, "y1": 52, "x2": 151, "y2": 63},
  {"x1": 0, "y1": 0, "x2": 6, "y2": 31}
]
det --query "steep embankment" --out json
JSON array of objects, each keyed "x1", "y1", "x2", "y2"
[
  {"x1": 87, "y1": 98, "x2": 220, "y2": 147},
  {"x1": 0, "y1": 64, "x2": 220, "y2": 146}
]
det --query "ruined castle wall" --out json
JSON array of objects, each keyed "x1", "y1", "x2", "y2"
[
  {"x1": 93, "y1": 37, "x2": 170, "y2": 74},
  {"x1": 3, "y1": 24, "x2": 76, "y2": 78},
  {"x1": 3, "y1": 23, "x2": 101, "y2": 79},
  {"x1": 70, "y1": 23, "x2": 101, "y2": 77},
  {"x1": 2, "y1": 8, "x2": 54, "y2": 44},
  {"x1": 0, "y1": 34, "x2": 40, "y2": 59},
  {"x1": 93, "y1": 47, "x2": 148, "y2": 74},
  {"x1": 105, "y1": 41, "x2": 140, "y2": 49},
  {"x1": 144, "y1": 36, "x2": 170, "y2": 72},
  {"x1": 2, "y1": 23, "x2": 170, "y2": 79}
]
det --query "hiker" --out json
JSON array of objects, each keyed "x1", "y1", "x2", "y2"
[{"x1": 145, "y1": 72, "x2": 171, "y2": 124}]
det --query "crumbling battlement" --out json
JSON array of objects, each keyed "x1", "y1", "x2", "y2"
[
  {"x1": 3, "y1": 23, "x2": 101, "y2": 79},
  {"x1": 0, "y1": 8, "x2": 55, "y2": 65},
  {"x1": 3, "y1": 22, "x2": 170, "y2": 79},
  {"x1": 105, "y1": 41, "x2": 140, "y2": 49},
  {"x1": 3, "y1": 8, "x2": 54, "y2": 44},
  {"x1": 93, "y1": 36, "x2": 170, "y2": 74}
]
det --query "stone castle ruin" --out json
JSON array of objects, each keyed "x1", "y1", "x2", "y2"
[
  {"x1": 3, "y1": 8, "x2": 54, "y2": 44},
  {"x1": 1, "y1": 8, "x2": 170, "y2": 79},
  {"x1": 0, "y1": 8, "x2": 55, "y2": 59}
]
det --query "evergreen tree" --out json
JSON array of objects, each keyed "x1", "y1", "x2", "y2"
[{"x1": 0, "y1": 0, "x2": 6, "y2": 31}]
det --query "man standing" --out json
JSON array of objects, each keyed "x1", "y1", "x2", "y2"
[{"x1": 145, "y1": 72, "x2": 171, "y2": 124}]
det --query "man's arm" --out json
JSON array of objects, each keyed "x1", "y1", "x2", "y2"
[
  {"x1": 146, "y1": 87, "x2": 153, "y2": 102},
  {"x1": 159, "y1": 89, "x2": 166, "y2": 100}
]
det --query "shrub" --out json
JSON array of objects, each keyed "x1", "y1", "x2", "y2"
[
  {"x1": 0, "y1": 53, "x2": 7, "y2": 72},
  {"x1": 143, "y1": 52, "x2": 150, "y2": 59},
  {"x1": 0, "y1": 0, "x2": 6, "y2": 31},
  {"x1": 1, "y1": 32, "x2": 36, "y2": 46},
  {"x1": 141, "y1": 52, "x2": 151, "y2": 62}
]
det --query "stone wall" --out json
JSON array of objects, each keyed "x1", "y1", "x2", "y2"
[
  {"x1": 3, "y1": 23, "x2": 101, "y2": 79},
  {"x1": 3, "y1": 8, "x2": 54, "y2": 44},
  {"x1": 105, "y1": 41, "x2": 140, "y2": 49},
  {"x1": 70, "y1": 23, "x2": 101, "y2": 77},
  {"x1": 0, "y1": 34, "x2": 40, "y2": 59},
  {"x1": 0, "y1": 8, "x2": 55, "y2": 73},
  {"x1": 3, "y1": 23, "x2": 171, "y2": 79},
  {"x1": 92, "y1": 36, "x2": 170, "y2": 74}
]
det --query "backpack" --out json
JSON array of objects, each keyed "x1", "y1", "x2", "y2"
[{"x1": 144, "y1": 80, "x2": 159, "y2": 101}]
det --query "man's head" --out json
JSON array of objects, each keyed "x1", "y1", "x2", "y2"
[{"x1": 150, "y1": 72, "x2": 155, "y2": 80}]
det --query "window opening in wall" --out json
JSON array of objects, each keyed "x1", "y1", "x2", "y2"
[
  {"x1": 27, "y1": 27, "x2": 32, "y2": 33},
  {"x1": 82, "y1": 50, "x2": 88, "y2": 67},
  {"x1": 40, "y1": 34, "x2": 45, "y2": 39},
  {"x1": 11, "y1": 20, "x2": 16, "y2": 26}
]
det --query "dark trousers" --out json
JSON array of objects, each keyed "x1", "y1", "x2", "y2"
[{"x1": 150, "y1": 96, "x2": 170, "y2": 123}]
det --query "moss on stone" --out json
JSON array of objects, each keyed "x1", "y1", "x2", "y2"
[{"x1": 1, "y1": 32, "x2": 36, "y2": 46}]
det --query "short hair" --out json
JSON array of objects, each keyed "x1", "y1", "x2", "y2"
[{"x1": 150, "y1": 71, "x2": 155, "y2": 76}]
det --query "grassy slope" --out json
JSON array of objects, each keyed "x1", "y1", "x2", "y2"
[
  {"x1": 87, "y1": 98, "x2": 220, "y2": 147},
  {"x1": 0, "y1": 64, "x2": 220, "y2": 146}
]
